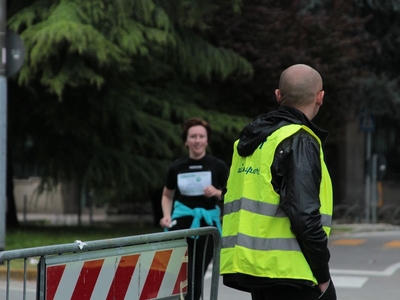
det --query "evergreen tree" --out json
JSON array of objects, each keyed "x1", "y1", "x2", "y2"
[
  {"x1": 205, "y1": 0, "x2": 373, "y2": 138},
  {"x1": 7, "y1": 0, "x2": 253, "y2": 224},
  {"x1": 355, "y1": 0, "x2": 400, "y2": 180},
  {"x1": 356, "y1": 0, "x2": 400, "y2": 116}
]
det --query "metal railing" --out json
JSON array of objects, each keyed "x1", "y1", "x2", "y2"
[{"x1": 0, "y1": 227, "x2": 221, "y2": 300}]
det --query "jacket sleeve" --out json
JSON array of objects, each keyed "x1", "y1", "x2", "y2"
[{"x1": 272, "y1": 130, "x2": 331, "y2": 284}]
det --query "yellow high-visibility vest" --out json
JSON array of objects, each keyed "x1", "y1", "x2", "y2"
[{"x1": 220, "y1": 124, "x2": 333, "y2": 284}]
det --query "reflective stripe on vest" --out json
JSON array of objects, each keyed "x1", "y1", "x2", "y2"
[
  {"x1": 223, "y1": 197, "x2": 332, "y2": 229},
  {"x1": 220, "y1": 124, "x2": 333, "y2": 284}
]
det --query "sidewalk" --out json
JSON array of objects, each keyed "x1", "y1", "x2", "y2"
[{"x1": 331, "y1": 222, "x2": 400, "y2": 235}]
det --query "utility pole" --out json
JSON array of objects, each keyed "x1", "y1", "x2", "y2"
[
  {"x1": 0, "y1": 0, "x2": 7, "y2": 252},
  {"x1": 364, "y1": 131, "x2": 371, "y2": 223},
  {"x1": 360, "y1": 110, "x2": 375, "y2": 224}
]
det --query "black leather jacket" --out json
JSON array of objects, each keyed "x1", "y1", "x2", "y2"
[{"x1": 224, "y1": 105, "x2": 332, "y2": 290}]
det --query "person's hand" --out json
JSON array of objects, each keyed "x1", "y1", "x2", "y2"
[
  {"x1": 204, "y1": 185, "x2": 221, "y2": 198},
  {"x1": 318, "y1": 280, "x2": 330, "y2": 293},
  {"x1": 318, "y1": 279, "x2": 336, "y2": 299},
  {"x1": 159, "y1": 216, "x2": 172, "y2": 228}
]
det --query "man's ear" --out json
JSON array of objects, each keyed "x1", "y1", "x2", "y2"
[
  {"x1": 275, "y1": 89, "x2": 282, "y2": 104},
  {"x1": 316, "y1": 90, "x2": 325, "y2": 106}
]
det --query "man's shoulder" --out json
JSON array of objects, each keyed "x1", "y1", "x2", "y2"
[
  {"x1": 296, "y1": 128, "x2": 321, "y2": 145},
  {"x1": 278, "y1": 128, "x2": 320, "y2": 153}
]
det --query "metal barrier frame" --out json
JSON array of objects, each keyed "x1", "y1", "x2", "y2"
[{"x1": 0, "y1": 226, "x2": 221, "y2": 300}]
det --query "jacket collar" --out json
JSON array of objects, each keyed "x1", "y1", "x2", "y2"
[{"x1": 237, "y1": 106, "x2": 329, "y2": 157}]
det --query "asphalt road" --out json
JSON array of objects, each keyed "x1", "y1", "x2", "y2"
[
  {"x1": 329, "y1": 230, "x2": 400, "y2": 300},
  {"x1": 203, "y1": 228, "x2": 400, "y2": 300},
  {"x1": 0, "y1": 280, "x2": 36, "y2": 300}
]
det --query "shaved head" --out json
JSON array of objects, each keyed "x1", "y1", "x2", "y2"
[{"x1": 278, "y1": 64, "x2": 323, "y2": 107}]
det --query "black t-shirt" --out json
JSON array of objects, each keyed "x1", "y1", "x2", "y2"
[{"x1": 165, "y1": 154, "x2": 229, "y2": 210}]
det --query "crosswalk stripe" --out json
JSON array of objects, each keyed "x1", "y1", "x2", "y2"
[
  {"x1": 206, "y1": 262, "x2": 400, "y2": 290},
  {"x1": 331, "y1": 262, "x2": 400, "y2": 277},
  {"x1": 384, "y1": 240, "x2": 400, "y2": 248},
  {"x1": 331, "y1": 275, "x2": 368, "y2": 288}
]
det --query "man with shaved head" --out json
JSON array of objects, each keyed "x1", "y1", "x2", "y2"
[{"x1": 220, "y1": 64, "x2": 336, "y2": 299}]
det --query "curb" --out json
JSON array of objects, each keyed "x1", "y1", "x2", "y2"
[{"x1": 331, "y1": 223, "x2": 400, "y2": 235}]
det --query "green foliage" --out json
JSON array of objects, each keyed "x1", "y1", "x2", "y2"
[
  {"x1": 356, "y1": 75, "x2": 400, "y2": 118},
  {"x1": 6, "y1": 225, "x2": 161, "y2": 250},
  {"x1": 8, "y1": 0, "x2": 253, "y2": 205},
  {"x1": 355, "y1": 0, "x2": 400, "y2": 118},
  {"x1": 9, "y1": 0, "x2": 252, "y2": 97},
  {"x1": 204, "y1": 0, "x2": 374, "y2": 133},
  {"x1": 358, "y1": 0, "x2": 400, "y2": 76}
]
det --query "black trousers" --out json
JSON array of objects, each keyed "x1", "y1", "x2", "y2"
[
  {"x1": 250, "y1": 280, "x2": 337, "y2": 300},
  {"x1": 185, "y1": 235, "x2": 214, "y2": 300}
]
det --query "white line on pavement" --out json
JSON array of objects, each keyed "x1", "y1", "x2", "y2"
[
  {"x1": 332, "y1": 275, "x2": 368, "y2": 288},
  {"x1": 205, "y1": 261, "x2": 400, "y2": 289},
  {"x1": 331, "y1": 261, "x2": 400, "y2": 277}
]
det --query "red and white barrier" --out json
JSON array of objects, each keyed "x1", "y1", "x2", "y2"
[{"x1": 45, "y1": 246, "x2": 188, "y2": 300}]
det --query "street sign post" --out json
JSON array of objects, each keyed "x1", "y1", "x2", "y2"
[
  {"x1": 6, "y1": 29, "x2": 25, "y2": 77},
  {"x1": 0, "y1": 0, "x2": 7, "y2": 254},
  {"x1": 0, "y1": 0, "x2": 25, "y2": 252},
  {"x1": 359, "y1": 111, "x2": 375, "y2": 132},
  {"x1": 360, "y1": 111, "x2": 375, "y2": 223}
]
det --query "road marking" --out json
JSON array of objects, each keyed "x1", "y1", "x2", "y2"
[
  {"x1": 331, "y1": 261, "x2": 400, "y2": 277},
  {"x1": 331, "y1": 262, "x2": 400, "y2": 289},
  {"x1": 332, "y1": 239, "x2": 366, "y2": 246},
  {"x1": 206, "y1": 262, "x2": 400, "y2": 290},
  {"x1": 205, "y1": 271, "x2": 212, "y2": 280},
  {"x1": 331, "y1": 275, "x2": 368, "y2": 288},
  {"x1": 384, "y1": 240, "x2": 400, "y2": 248}
]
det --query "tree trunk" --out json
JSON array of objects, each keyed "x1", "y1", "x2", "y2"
[
  {"x1": 150, "y1": 188, "x2": 163, "y2": 227},
  {"x1": 6, "y1": 147, "x2": 19, "y2": 229}
]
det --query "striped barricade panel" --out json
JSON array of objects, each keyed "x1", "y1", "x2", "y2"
[{"x1": 42, "y1": 239, "x2": 188, "y2": 300}]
